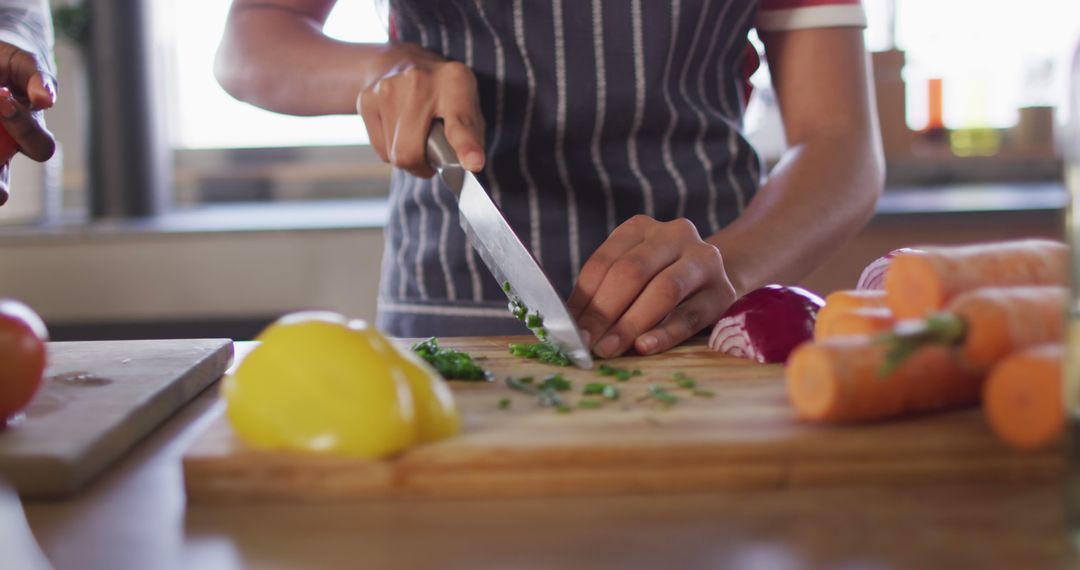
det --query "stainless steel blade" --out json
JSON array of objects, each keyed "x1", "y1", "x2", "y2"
[{"x1": 426, "y1": 122, "x2": 592, "y2": 369}]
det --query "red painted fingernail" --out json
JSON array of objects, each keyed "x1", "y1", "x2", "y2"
[{"x1": 595, "y1": 334, "x2": 620, "y2": 358}]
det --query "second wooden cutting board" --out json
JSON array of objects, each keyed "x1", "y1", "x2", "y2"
[{"x1": 183, "y1": 336, "x2": 1060, "y2": 503}]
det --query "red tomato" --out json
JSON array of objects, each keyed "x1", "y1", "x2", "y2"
[{"x1": 0, "y1": 299, "x2": 47, "y2": 424}]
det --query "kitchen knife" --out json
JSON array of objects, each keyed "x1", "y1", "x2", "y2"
[{"x1": 426, "y1": 122, "x2": 593, "y2": 369}]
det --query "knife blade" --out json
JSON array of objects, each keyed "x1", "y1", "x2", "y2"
[{"x1": 426, "y1": 122, "x2": 593, "y2": 369}]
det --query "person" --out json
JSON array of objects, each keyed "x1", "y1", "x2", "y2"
[
  {"x1": 217, "y1": 0, "x2": 883, "y2": 358},
  {"x1": 0, "y1": 0, "x2": 57, "y2": 207}
]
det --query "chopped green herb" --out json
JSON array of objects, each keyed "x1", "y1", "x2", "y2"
[
  {"x1": 692, "y1": 390, "x2": 715, "y2": 399},
  {"x1": 508, "y1": 299, "x2": 529, "y2": 321},
  {"x1": 602, "y1": 385, "x2": 620, "y2": 400},
  {"x1": 647, "y1": 384, "x2": 678, "y2": 406},
  {"x1": 673, "y1": 372, "x2": 697, "y2": 390},
  {"x1": 539, "y1": 388, "x2": 565, "y2": 408},
  {"x1": 555, "y1": 404, "x2": 574, "y2": 414},
  {"x1": 501, "y1": 283, "x2": 572, "y2": 362},
  {"x1": 508, "y1": 342, "x2": 573, "y2": 366},
  {"x1": 526, "y1": 312, "x2": 544, "y2": 329},
  {"x1": 506, "y1": 376, "x2": 567, "y2": 409},
  {"x1": 411, "y1": 337, "x2": 489, "y2": 380},
  {"x1": 598, "y1": 364, "x2": 642, "y2": 381},
  {"x1": 506, "y1": 377, "x2": 537, "y2": 395},
  {"x1": 498, "y1": 398, "x2": 512, "y2": 409},
  {"x1": 537, "y1": 373, "x2": 572, "y2": 392},
  {"x1": 583, "y1": 382, "x2": 608, "y2": 395},
  {"x1": 577, "y1": 399, "x2": 603, "y2": 409}
]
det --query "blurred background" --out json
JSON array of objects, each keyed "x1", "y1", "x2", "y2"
[{"x1": 0, "y1": 0, "x2": 1077, "y2": 340}]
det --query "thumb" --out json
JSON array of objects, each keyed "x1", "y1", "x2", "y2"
[
  {"x1": 26, "y1": 73, "x2": 55, "y2": 110},
  {"x1": 442, "y1": 115, "x2": 485, "y2": 172}
]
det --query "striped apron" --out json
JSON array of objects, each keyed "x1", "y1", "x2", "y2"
[{"x1": 376, "y1": 0, "x2": 764, "y2": 337}]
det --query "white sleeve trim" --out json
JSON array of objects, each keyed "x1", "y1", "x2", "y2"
[{"x1": 756, "y1": 5, "x2": 868, "y2": 31}]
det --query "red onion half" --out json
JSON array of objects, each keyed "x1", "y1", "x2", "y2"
[
  {"x1": 708, "y1": 285, "x2": 824, "y2": 364},
  {"x1": 856, "y1": 248, "x2": 921, "y2": 290}
]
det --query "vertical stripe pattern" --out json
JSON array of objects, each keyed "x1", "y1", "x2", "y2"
[
  {"x1": 380, "y1": 0, "x2": 770, "y2": 337},
  {"x1": 552, "y1": 0, "x2": 581, "y2": 280},
  {"x1": 659, "y1": 0, "x2": 689, "y2": 218},
  {"x1": 589, "y1": 0, "x2": 615, "y2": 234},
  {"x1": 626, "y1": 0, "x2": 654, "y2": 217},
  {"x1": 512, "y1": 0, "x2": 543, "y2": 263}
]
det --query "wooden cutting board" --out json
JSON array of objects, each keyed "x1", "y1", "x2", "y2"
[
  {"x1": 0, "y1": 339, "x2": 233, "y2": 497},
  {"x1": 183, "y1": 336, "x2": 1061, "y2": 503}
]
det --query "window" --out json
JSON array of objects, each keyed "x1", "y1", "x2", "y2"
[
  {"x1": 153, "y1": 0, "x2": 392, "y2": 205},
  {"x1": 138, "y1": 1, "x2": 1080, "y2": 207},
  {"x1": 158, "y1": 0, "x2": 387, "y2": 149}
]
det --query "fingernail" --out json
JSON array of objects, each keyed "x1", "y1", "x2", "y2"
[
  {"x1": 0, "y1": 96, "x2": 15, "y2": 119},
  {"x1": 638, "y1": 334, "x2": 659, "y2": 354},
  {"x1": 464, "y1": 151, "x2": 484, "y2": 171},
  {"x1": 595, "y1": 334, "x2": 620, "y2": 358},
  {"x1": 580, "y1": 330, "x2": 591, "y2": 346}
]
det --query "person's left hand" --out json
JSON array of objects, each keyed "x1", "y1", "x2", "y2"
[{"x1": 567, "y1": 215, "x2": 739, "y2": 359}]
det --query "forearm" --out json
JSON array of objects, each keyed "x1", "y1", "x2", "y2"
[
  {"x1": 215, "y1": 4, "x2": 419, "y2": 116},
  {"x1": 708, "y1": 132, "x2": 884, "y2": 296}
]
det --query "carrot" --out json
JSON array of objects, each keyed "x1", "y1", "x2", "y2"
[
  {"x1": 951, "y1": 286, "x2": 1065, "y2": 370},
  {"x1": 786, "y1": 338, "x2": 981, "y2": 423},
  {"x1": 884, "y1": 239, "x2": 1067, "y2": 319},
  {"x1": 814, "y1": 307, "x2": 894, "y2": 341},
  {"x1": 814, "y1": 290, "x2": 887, "y2": 340},
  {"x1": 884, "y1": 286, "x2": 1065, "y2": 376},
  {"x1": 983, "y1": 344, "x2": 1063, "y2": 450}
]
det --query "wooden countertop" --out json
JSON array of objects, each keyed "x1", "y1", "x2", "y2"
[{"x1": 11, "y1": 342, "x2": 1079, "y2": 569}]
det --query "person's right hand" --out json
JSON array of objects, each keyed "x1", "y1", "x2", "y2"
[
  {"x1": 0, "y1": 41, "x2": 58, "y2": 206},
  {"x1": 357, "y1": 45, "x2": 484, "y2": 179}
]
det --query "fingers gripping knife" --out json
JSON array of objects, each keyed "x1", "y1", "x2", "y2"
[{"x1": 425, "y1": 121, "x2": 593, "y2": 369}]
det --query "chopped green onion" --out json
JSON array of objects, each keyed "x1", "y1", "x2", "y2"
[
  {"x1": 508, "y1": 342, "x2": 573, "y2": 366},
  {"x1": 577, "y1": 399, "x2": 603, "y2": 409},
  {"x1": 583, "y1": 382, "x2": 608, "y2": 395},
  {"x1": 411, "y1": 337, "x2": 489, "y2": 380},
  {"x1": 555, "y1": 404, "x2": 573, "y2": 414},
  {"x1": 602, "y1": 385, "x2": 620, "y2": 400},
  {"x1": 526, "y1": 312, "x2": 544, "y2": 329},
  {"x1": 502, "y1": 280, "x2": 512, "y2": 293},
  {"x1": 506, "y1": 377, "x2": 538, "y2": 395},
  {"x1": 598, "y1": 364, "x2": 642, "y2": 381},
  {"x1": 498, "y1": 398, "x2": 512, "y2": 409},
  {"x1": 648, "y1": 384, "x2": 678, "y2": 406},
  {"x1": 674, "y1": 377, "x2": 697, "y2": 390},
  {"x1": 538, "y1": 373, "x2": 572, "y2": 392},
  {"x1": 692, "y1": 390, "x2": 715, "y2": 399}
]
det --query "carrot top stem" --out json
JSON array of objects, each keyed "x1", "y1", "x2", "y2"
[{"x1": 879, "y1": 313, "x2": 966, "y2": 377}]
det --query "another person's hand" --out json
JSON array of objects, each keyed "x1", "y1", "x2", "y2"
[
  {"x1": 0, "y1": 41, "x2": 57, "y2": 206},
  {"x1": 357, "y1": 45, "x2": 484, "y2": 179},
  {"x1": 568, "y1": 216, "x2": 739, "y2": 359}
]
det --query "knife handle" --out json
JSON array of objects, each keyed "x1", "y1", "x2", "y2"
[{"x1": 425, "y1": 120, "x2": 460, "y2": 172}]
